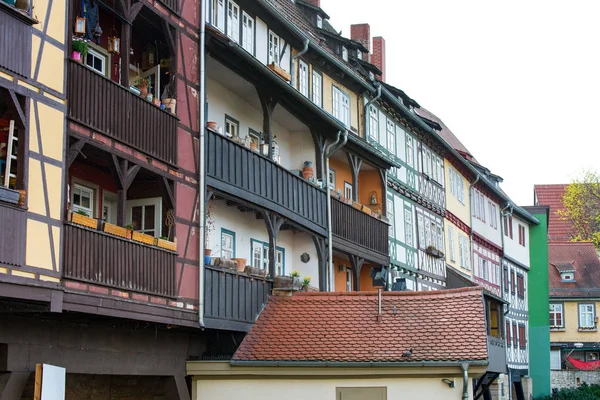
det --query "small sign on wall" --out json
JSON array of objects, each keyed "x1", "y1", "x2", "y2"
[{"x1": 34, "y1": 363, "x2": 66, "y2": 400}]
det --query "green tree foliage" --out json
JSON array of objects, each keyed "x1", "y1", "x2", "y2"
[
  {"x1": 534, "y1": 383, "x2": 600, "y2": 400},
  {"x1": 558, "y1": 170, "x2": 600, "y2": 247}
]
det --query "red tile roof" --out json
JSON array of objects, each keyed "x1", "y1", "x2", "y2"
[
  {"x1": 534, "y1": 184, "x2": 573, "y2": 241},
  {"x1": 233, "y1": 287, "x2": 488, "y2": 363},
  {"x1": 549, "y1": 242, "x2": 600, "y2": 298}
]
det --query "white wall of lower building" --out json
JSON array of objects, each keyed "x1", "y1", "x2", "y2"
[
  {"x1": 207, "y1": 198, "x2": 319, "y2": 285},
  {"x1": 503, "y1": 214, "x2": 530, "y2": 267}
]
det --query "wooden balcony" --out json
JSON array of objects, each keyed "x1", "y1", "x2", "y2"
[
  {"x1": 67, "y1": 60, "x2": 178, "y2": 164},
  {"x1": 205, "y1": 129, "x2": 327, "y2": 236},
  {"x1": 0, "y1": 2, "x2": 34, "y2": 77},
  {"x1": 487, "y1": 335, "x2": 507, "y2": 373},
  {"x1": 63, "y1": 223, "x2": 176, "y2": 297},
  {"x1": 0, "y1": 202, "x2": 25, "y2": 266},
  {"x1": 331, "y1": 198, "x2": 389, "y2": 265},
  {"x1": 203, "y1": 266, "x2": 273, "y2": 332}
]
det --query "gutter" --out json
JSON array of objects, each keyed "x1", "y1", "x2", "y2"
[
  {"x1": 290, "y1": 38, "x2": 309, "y2": 88},
  {"x1": 325, "y1": 130, "x2": 348, "y2": 291},
  {"x1": 198, "y1": 0, "x2": 207, "y2": 329},
  {"x1": 229, "y1": 360, "x2": 488, "y2": 368}
]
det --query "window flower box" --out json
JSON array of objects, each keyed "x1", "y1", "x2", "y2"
[
  {"x1": 274, "y1": 275, "x2": 302, "y2": 291},
  {"x1": 0, "y1": 186, "x2": 20, "y2": 204},
  {"x1": 70, "y1": 211, "x2": 99, "y2": 230},
  {"x1": 425, "y1": 245, "x2": 444, "y2": 259},
  {"x1": 131, "y1": 231, "x2": 155, "y2": 246},
  {"x1": 267, "y1": 63, "x2": 291, "y2": 82},
  {"x1": 156, "y1": 238, "x2": 177, "y2": 252},
  {"x1": 244, "y1": 265, "x2": 268, "y2": 279},
  {"x1": 103, "y1": 222, "x2": 131, "y2": 239}
]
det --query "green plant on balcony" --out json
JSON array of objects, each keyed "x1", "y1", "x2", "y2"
[
  {"x1": 75, "y1": 209, "x2": 90, "y2": 217},
  {"x1": 302, "y1": 276, "x2": 311, "y2": 291},
  {"x1": 71, "y1": 37, "x2": 89, "y2": 62},
  {"x1": 134, "y1": 77, "x2": 152, "y2": 98}
]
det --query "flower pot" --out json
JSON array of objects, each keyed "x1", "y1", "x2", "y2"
[
  {"x1": 244, "y1": 265, "x2": 268, "y2": 278},
  {"x1": 233, "y1": 258, "x2": 246, "y2": 272},
  {"x1": 72, "y1": 51, "x2": 82, "y2": 62},
  {"x1": 146, "y1": 93, "x2": 153, "y2": 102},
  {"x1": 302, "y1": 161, "x2": 314, "y2": 180},
  {"x1": 204, "y1": 255, "x2": 211, "y2": 265},
  {"x1": 274, "y1": 276, "x2": 302, "y2": 291},
  {"x1": 17, "y1": 190, "x2": 26, "y2": 206},
  {"x1": 162, "y1": 98, "x2": 176, "y2": 114},
  {"x1": 152, "y1": 98, "x2": 161, "y2": 107},
  {"x1": 204, "y1": 249, "x2": 212, "y2": 256},
  {"x1": 14, "y1": 0, "x2": 30, "y2": 12},
  {"x1": 206, "y1": 121, "x2": 217, "y2": 130},
  {"x1": 138, "y1": 85, "x2": 148, "y2": 98},
  {"x1": 250, "y1": 142, "x2": 258, "y2": 152}
]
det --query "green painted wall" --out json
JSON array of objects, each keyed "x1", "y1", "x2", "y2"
[{"x1": 525, "y1": 206, "x2": 550, "y2": 397}]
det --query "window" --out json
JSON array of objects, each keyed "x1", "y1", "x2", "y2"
[
  {"x1": 482, "y1": 259, "x2": 488, "y2": 281},
  {"x1": 241, "y1": 12, "x2": 254, "y2": 54},
  {"x1": 579, "y1": 304, "x2": 595, "y2": 329},
  {"x1": 311, "y1": 70, "x2": 322, "y2": 107},
  {"x1": 519, "y1": 224, "x2": 526, "y2": 246},
  {"x1": 489, "y1": 203, "x2": 497, "y2": 228},
  {"x1": 251, "y1": 240, "x2": 284, "y2": 274},
  {"x1": 550, "y1": 303, "x2": 564, "y2": 328},
  {"x1": 517, "y1": 273, "x2": 524, "y2": 298},
  {"x1": 268, "y1": 31, "x2": 280, "y2": 66},
  {"x1": 316, "y1": 14, "x2": 323, "y2": 29},
  {"x1": 72, "y1": 183, "x2": 94, "y2": 217},
  {"x1": 404, "y1": 209, "x2": 413, "y2": 246},
  {"x1": 406, "y1": 136, "x2": 414, "y2": 167},
  {"x1": 387, "y1": 200, "x2": 394, "y2": 237},
  {"x1": 86, "y1": 46, "x2": 108, "y2": 76},
  {"x1": 386, "y1": 120, "x2": 395, "y2": 155},
  {"x1": 102, "y1": 192, "x2": 117, "y2": 224},
  {"x1": 248, "y1": 128, "x2": 261, "y2": 150},
  {"x1": 344, "y1": 181, "x2": 352, "y2": 200},
  {"x1": 221, "y1": 229, "x2": 235, "y2": 259},
  {"x1": 328, "y1": 169, "x2": 335, "y2": 190},
  {"x1": 332, "y1": 86, "x2": 350, "y2": 127},
  {"x1": 512, "y1": 323, "x2": 518, "y2": 347},
  {"x1": 1, "y1": 118, "x2": 23, "y2": 190},
  {"x1": 225, "y1": 115, "x2": 238, "y2": 138},
  {"x1": 518, "y1": 324, "x2": 527, "y2": 349},
  {"x1": 462, "y1": 236, "x2": 470, "y2": 269},
  {"x1": 504, "y1": 267, "x2": 509, "y2": 293},
  {"x1": 227, "y1": 0, "x2": 240, "y2": 42},
  {"x1": 211, "y1": 0, "x2": 225, "y2": 32},
  {"x1": 341, "y1": 46, "x2": 348, "y2": 61},
  {"x1": 417, "y1": 214, "x2": 424, "y2": 247},
  {"x1": 127, "y1": 197, "x2": 162, "y2": 237},
  {"x1": 369, "y1": 106, "x2": 378, "y2": 141},
  {"x1": 505, "y1": 216, "x2": 513, "y2": 238},
  {"x1": 298, "y1": 60, "x2": 309, "y2": 97},
  {"x1": 448, "y1": 226, "x2": 455, "y2": 262},
  {"x1": 458, "y1": 236, "x2": 465, "y2": 267},
  {"x1": 506, "y1": 320, "x2": 511, "y2": 346},
  {"x1": 551, "y1": 350, "x2": 562, "y2": 370}
]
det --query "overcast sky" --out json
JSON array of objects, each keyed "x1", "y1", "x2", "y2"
[{"x1": 322, "y1": 0, "x2": 600, "y2": 206}]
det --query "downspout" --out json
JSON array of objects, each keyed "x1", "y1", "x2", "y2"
[
  {"x1": 461, "y1": 363, "x2": 469, "y2": 400},
  {"x1": 198, "y1": 5, "x2": 207, "y2": 329},
  {"x1": 325, "y1": 130, "x2": 348, "y2": 291},
  {"x1": 290, "y1": 38, "x2": 309, "y2": 88},
  {"x1": 363, "y1": 83, "x2": 382, "y2": 137},
  {"x1": 468, "y1": 175, "x2": 480, "y2": 270},
  {"x1": 499, "y1": 202, "x2": 513, "y2": 399}
]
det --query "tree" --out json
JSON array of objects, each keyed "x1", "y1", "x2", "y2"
[{"x1": 558, "y1": 170, "x2": 600, "y2": 247}]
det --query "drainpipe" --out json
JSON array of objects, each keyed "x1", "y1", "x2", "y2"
[
  {"x1": 468, "y1": 175, "x2": 480, "y2": 270},
  {"x1": 198, "y1": 2, "x2": 207, "y2": 329},
  {"x1": 325, "y1": 130, "x2": 348, "y2": 291},
  {"x1": 290, "y1": 38, "x2": 309, "y2": 88},
  {"x1": 363, "y1": 83, "x2": 382, "y2": 137},
  {"x1": 461, "y1": 363, "x2": 469, "y2": 400}
]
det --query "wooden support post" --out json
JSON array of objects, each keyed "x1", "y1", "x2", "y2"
[
  {"x1": 378, "y1": 167, "x2": 387, "y2": 216},
  {"x1": 262, "y1": 211, "x2": 285, "y2": 278},
  {"x1": 312, "y1": 235, "x2": 328, "y2": 291},
  {"x1": 256, "y1": 88, "x2": 277, "y2": 159},
  {"x1": 0, "y1": 371, "x2": 30, "y2": 400},
  {"x1": 66, "y1": 139, "x2": 86, "y2": 169},
  {"x1": 346, "y1": 152, "x2": 362, "y2": 202},
  {"x1": 349, "y1": 254, "x2": 365, "y2": 291},
  {"x1": 120, "y1": 23, "x2": 131, "y2": 87},
  {"x1": 310, "y1": 129, "x2": 327, "y2": 182},
  {"x1": 162, "y1": 176, "x2": 175, "y2": 209},
  {"x1": 8, "y1": 90, "x2": 26, "y2": 127},
  {"x1": 112, "y1": 155, "x2": 140, "y2": 226}
]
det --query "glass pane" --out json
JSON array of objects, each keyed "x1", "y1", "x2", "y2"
[
  {"x1": 144, "y1": 205, "x2": 155, "y2": 230},
  {"x1": 93, "y1": 56, "x2": 102, "y2": 72},
  {"x1": 132, "y1": 206, "x2": 143, "y2": 230},
  {"x1": 73, "y1": 190, "x2": 81, "y2": 205},
  {"x1": 81, "y1": 193, "x2": 90, "y2": 208}
]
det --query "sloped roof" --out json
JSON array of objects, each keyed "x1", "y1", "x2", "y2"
[
  {"x1": 549, "y1": 242, "x2": 600, "y2": 298},
  {"x1": 534, "y1": 184, "x2": 573, "y2": 241},
  {"x1": 233, "y1": 288, "x2": 488, "y2": 363}
]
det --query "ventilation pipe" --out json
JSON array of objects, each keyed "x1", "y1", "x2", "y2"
[
  {"x1": 198, "y1": 0, "x2": 207, "y2": 329},
  {"x1": 290, "y1": 38, "x2": 310, "y2": 88}
]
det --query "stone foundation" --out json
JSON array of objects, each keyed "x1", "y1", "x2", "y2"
[{"x1": 551, "y1": 370, "x2": 600, "y2": 390}]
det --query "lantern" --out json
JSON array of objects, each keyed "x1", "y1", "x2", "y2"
[
  {"x1": 74, "y1": 16, "x2": 86, "y2": 35},
  {"x1": 108, "y1": 29, "x2": 120, "y2": 55}
]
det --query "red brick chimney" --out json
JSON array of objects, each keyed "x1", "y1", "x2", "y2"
[
  {"x1": 350, "y1": 23, "x2": 370, "y2": 61},
  {"x1": 304, "y1": 0, "x2": 320, "y2": 7},
  {"x1": 372, "y1": 36, "x2": 386, "y2": 82}
]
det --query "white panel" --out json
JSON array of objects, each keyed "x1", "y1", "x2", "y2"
[
  {"x1": 255, "y1": 17, "x2": 268, "y2": 64},
  {"x1": 396, "y1": 243, "x2": 406, "y2": 263},
  {"x1": 396, "y1": 125, "x2": 405, "y2": 163},
  {"x1": 398, "y1": 167, "x2": 407, "y2": 186},
  {"x1": 280, "y1": 39, "x2": 291, "y2": 73},
  {"x1": 41, "y1": 364, "x2": 66, "y2": 400},
  {"x1": 394, "y1": 196, "x2": 404, "y2": 243},
  {"x1": 378, "y1": 110, "x2": 386, "y2": 147}
]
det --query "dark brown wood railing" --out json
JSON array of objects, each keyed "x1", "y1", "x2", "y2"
[
  {"x1": 0, "y1": 202, "x2": 26, "y2": 266},
  {"x1": 0, "y1": 3, "x2": 33, "y2": 77},
  {"x1": 63, "y1": 223, "x2": 176, "y2": 297},
  {"x1": 67, "y1": 60, "x2": 178, "y2": 164},
  {"x1": 204, "y1": 266, "x2": 272, "y2": 331},
  {"x1": 331, "y1": 198, "x2": 389, "y2": 256},
  {"x1": 157, "y1": 0, "x2": 179, "y2": 13},
  {"x1": 205, "y1": 129, "x2": 327, "y2": 235}
]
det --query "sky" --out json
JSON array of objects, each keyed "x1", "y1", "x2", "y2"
[{"x1": 321, "y1": 0, "x2": 600, "y2": 206}]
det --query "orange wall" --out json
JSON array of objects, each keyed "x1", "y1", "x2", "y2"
[
  {"x1": 333, "y1": 255, "x2": 351, "y2": 292},
  {"x1": 360, "y1": 263, "x2": 381, "y2": 291},
  {"x1": 329, "y1": 158, "x2": 353, "y2": 197},
  {"x1": 358, "y1": 170, "x2": 382, "y2": 212}
]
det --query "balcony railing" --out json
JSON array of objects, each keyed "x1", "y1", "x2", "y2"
[
  {"x1": 487, "y1": 335, "x2": 507, "y2": 373},
  {"x1": 0, "y1": 202, "x2": 25, "y2": 266},
  {"x1": 67, "y1": 60, "x2": 178, "y2": 164},
  {"x1": 331, "y1": 198, "x2": 389, "y2": 264},
  {"x1": 63, "y1": 223, "x2": 176, "y2": 297},
  {"x1": 205, "y1": 129, "x2": 327, "y2": 235},
  {"x1": 203, "y1": 265, "x2": 273, "y2": 331},
  {"x1": 0, "y1": 2, "x2": 34, "y2": 77}
]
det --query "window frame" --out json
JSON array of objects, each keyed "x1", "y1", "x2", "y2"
[
  {"x1": 332, "y1": 86, "x2": 350, "y2": 127},
  {"x1": 448, "y1": 225, "x2": 455, "y2": 262},
  {"x1": 71, "y1": 182, "x2": 96, "y2": 217},
  {"x1": 550, "y1": 303, "x2": 564, "y2": 328},
  {"x1": 85, "y1": 44, "x2": 109, "y2": 77},
  {"x1": 518, "y1": 323, "x2": 527, "y2": 349},
  {"x1": 220, "y1": 228, "x2": 236, "y2": 259},
  {"x1": 226, "y1": 0, "x2": 240, "y2": 43},
  {"x1": 387, "y1": 199, "x2": 394, "y2": 237},
  {"x1": 406, "y1": 135, "x2": 414, "y2": 167},
  {"x1": 386, "y1": 119, "x2": 395, "y2": 155},
  {"x1": 311, "y1": 69, "x2": 323, "y2": 107},
  {"x1": 516, "y1": 273, "x2": 525, "y2": 299},
  {"x1": 298, "y1": 59, "x2": 310, "y2": 97},
  {"x1": 268, "y1": 30, "x2": 280, "y2": 66},
  {"x1": 579, "y1": 303, "x2": 596, "y2": 329},
  {"x1": 126, "y1": 197, "x2": 163, "y2": 237},
  {"x1": 328, "y1": 168, "x2": 335, "y2": 191},
  {"x1": 211, "y1": 0, "x2": 225, "y2": 32},
  {"x1": 250, "y1": 239, "x2": 285, "y2": 275},
  {"x1": 241, "y1": 11, "x2": 255, "y2": 54},
  {"x1": 369, "y1": 106, "x2": 378, "y2": 141},
  {"x1": 404, "y1": 208, "x2": 413, "y2": 246},
  {"x1": 224, "y1": 114, "x2": 239, "y2": 138},
  {"x1": 518, "y1": 224, "x2": 526, "y2": 246},
  {"x1": 506, "y1": 320, "x2": 512, "y2": 347}
]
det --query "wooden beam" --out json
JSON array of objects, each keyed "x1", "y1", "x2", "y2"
[
  {"x1": 310, "y1": 128, "x2": 327, "y2": 181},
  {"x1": 1, "y1": 371, "x2": 30, "y2": 400},
  {"x1": 312, "y1": 235, "x2": 328, "y2": 291},
  {"x1": 162, "y1": 19, "x2": 176, "y2": 59},
  {"x1": 378, "y1": 168, "x2": 386, "y2": 215},
  {"x1": 163, "y1": 176, "x2": 175, "y2": 209},
  {"x1": 349, "y1": 254, "x2": 365, "y2": 291},
  {"x1": 120, "y1": 23, "x2": 131, "y2": 87},
  {"x1": 256, "y1": 88, "x2": 277, "y2": 159},
  {"x1": 126, "y1": 1, "x2": 143, "y2": 22},
  {"x1": 346, "y1": 152, "x2": 362, "y2": 202},
  {"x1": 66, "y1": 139, "x2": 86, "y2": 169},
  {"x1": 111, "y1": 155, "x2": 140, "y2": 225},
  {"x1": 8, "y1": 90, "x2": 26, "y2": 127},
  {"x1": 262, "y1": 211, "x2": 285, "y2": 278}
]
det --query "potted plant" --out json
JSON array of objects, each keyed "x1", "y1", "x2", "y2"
[
  {"x1": 302, "y1": 276, "x2": 312, "y2": 292},
  {"x1": 124, "y1": 223, "x2": 134, "y2": 239},
  {"x1": 274, "y1": 270, "x2": 302, "y2": 291},
  {"x1": 135, "y1": 77, "x2": 151, "y2": 98},
  {"x1": 425, "y1": 245, "x2": 444, "y2": 259},
  {"x1": 204, "y1": 198, "x2": 215, "y2": 265},
  {"x1": 71, "y1": 37, "x2": 89, "y2": 63}
]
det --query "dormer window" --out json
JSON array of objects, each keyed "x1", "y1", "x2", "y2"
[
  {"x1": 556, "y1": 263, "x2": 575, "y2": 282},
  {"x1": 342, "y1": 46, "x2": 348, "y2": 62},
  {"x1": 316, "y1": 14, "x2": 323, "y2": 28},
  {"x1": 561, "y1": 273, "x2": 574, "y2": 282}
]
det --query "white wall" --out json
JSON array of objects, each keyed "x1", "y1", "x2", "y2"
[
  {"x1": 471, "y1": 193, "x2": 502, "y2": 247},
  {"x1": 503, "y1": 214, "x2": 530, "y2": 267},
  {"x1": 256, "y1": 17, "x2": 268, "y2": 64},
  {"x1": 207, "y1": 199, "x2": 319, "y2": 285},
  {"x1": 193, "y1": 376, "x2": 474, "y2": 400}
]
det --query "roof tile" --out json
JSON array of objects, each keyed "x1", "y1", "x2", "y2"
[
  {"x1": 549, "y1": 242, "x2": 600, "y2": 298},
  {"x1": 534, "y1": 184, "x2": 573, "y2": 241}
]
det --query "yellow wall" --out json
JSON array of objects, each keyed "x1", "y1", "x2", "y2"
[
  {"x1": 444, "y1": 159, "x2": 470, "y2": 224},
  {"x1": 445, "y1": 220, "x2": 472, "y2": 278},
  {"x1": 551, "y1": 301, "x2": 600, "y2": 342},
  {"x1": 322, "y1": 73, "x2": 361, "y2": 135}
]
